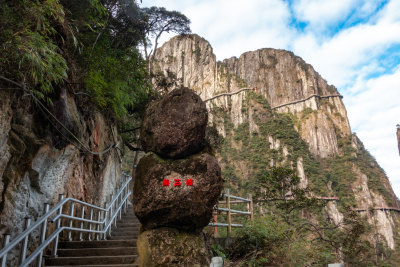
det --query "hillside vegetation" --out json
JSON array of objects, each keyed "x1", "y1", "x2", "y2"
[{"x1": 208, "y1": 91, "x2": 400, "y2": 266}]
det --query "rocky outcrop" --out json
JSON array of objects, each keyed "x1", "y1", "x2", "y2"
[
  {"x1": 140, "y1": 87, "x2": 208, "y2": 159},
  {"x1": 0, "y1": 88, "x2": 122, "y2": 246},
  {"x1": 134, "y1": 87, "x2": 222, "y2": 266},
  {"x1": 133, "y1": 152, "x2": 222, "y2": 230},
  {"x1": 351, "y1": 166, "x2": 396, "y2": 249},
  {"x1": 137, "y1": 228, "x2": 211, "y2": 267}
]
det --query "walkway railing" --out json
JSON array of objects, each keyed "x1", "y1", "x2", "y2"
[
  {"x1": 354, "y1": 206, "x2": 400, "y2": 213},
  {"x1": 208, "y1": 189, "x2": 254, "y2": 237},
  {"x1": 0, "y1": 173, "x2": 132, "y2": 267}
]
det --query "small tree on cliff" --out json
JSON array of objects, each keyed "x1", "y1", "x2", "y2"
[{"x1": 141, "y1": 6, "x2": 191, "y2": 73}]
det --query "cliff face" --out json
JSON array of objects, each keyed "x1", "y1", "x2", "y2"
[
  {"x1": 0, "y1": 88, "x2": 122, "y2": 243},
  {"x1": 153, "y1": 34, "x2": 400, "y2": 251},
  {"x1": 154, "y1": 35, "x2": 350, "y2": 158}
]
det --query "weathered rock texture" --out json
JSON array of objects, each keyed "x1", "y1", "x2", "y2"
[
  {"x1": 140, "y1": 87, "x2": 208, "y2": 158},
  {"x1": 153, "y1": 34, "x2": 400, "y2": 251},
  {"x1": 153, "y1": 34, "x2": 351, "y2": 159},
  {"x1": 137, "y1": 228, "x2": 211, "y2": 267},
  {"x1": 133, "y1": 151, "x2": 222, "y2": 230},
  {"x1": 0, "y1": 88, "x2": 122, "y2": 250},
  {"x1": 135, "y1": 87, "x2": 221, "y2": 266}
]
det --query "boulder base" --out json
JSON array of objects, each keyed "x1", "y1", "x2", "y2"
[
  {"x1": 140, "y1": 87, "x2": 208, "y2": 159},
  {"x1": 133, "y1": 151, "x2": 222, "y2": 230},
  {"x1": 137, "y1": 227, "x2": 211, "y2": 267}
]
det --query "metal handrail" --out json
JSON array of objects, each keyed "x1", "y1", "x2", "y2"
[
  {"x1": 215, "y1": 207, "x2": 251, "y2": 215},
  {"x1": 224, "y1": 194, "x2": 251, "y2": 202},
  {"x1": 20, "y1": 193, "x2": 131, "y2": 267},
  {"x1": 0, "y1": 174, "x2": 133, "y2": 267},
  {"x1": 209, "y1": 189, "x2": 254, "y2": 237}
]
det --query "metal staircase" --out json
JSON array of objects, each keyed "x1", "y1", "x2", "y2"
[
  {"x1": 45, "y1": 207, "x2": 139, "y2": 266},
  {"x1": 0, "y1": 174, "x2": 137, "y2": 267}
]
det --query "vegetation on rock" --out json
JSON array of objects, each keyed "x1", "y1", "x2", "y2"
[{"x1": 209, "y1": 91, "x2": 400, "y2": 265}]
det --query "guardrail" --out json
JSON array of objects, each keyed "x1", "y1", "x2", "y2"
[
  {"x1": 0, "y1": 173, "x2": 132, "y2": 267},
  {"x1": 208, "y1": 189, "x2": 254, "y2": 237}
]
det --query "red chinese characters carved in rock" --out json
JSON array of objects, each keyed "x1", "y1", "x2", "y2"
[
  {"x1": 174, "y1": 179, "x2": 181, "y2": 187},
  {"x1": 162, "y1": 178, "x2": 193, "y2": 187},
  {"x1": 186, "y1": 178, "x2": 193, "y2": 186}
]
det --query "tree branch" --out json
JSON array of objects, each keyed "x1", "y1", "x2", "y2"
[
  {"x1": 120, "y1": 126, "x2": 141, "y2": 133},
  {"x1": 0, "y1": 75, "x2": 25, "y2": 90},
  {"x1": 123, "y1": 139, "x2": 143, "y2": 151}
]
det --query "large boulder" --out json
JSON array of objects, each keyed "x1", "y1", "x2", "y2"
[
  {"x1": 140, "y1": 87, "x2": 208, "y2": 159},
  {"x1": 137, "y1": 227, "x2": 211, "y2": 267},
  {"x1": 133, "y1": 151, "x2": 222, "y2": 230}
]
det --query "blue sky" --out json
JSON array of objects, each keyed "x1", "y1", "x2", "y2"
[{"x1": 141, "y1": 0, "x2": 400, "y2": 197}]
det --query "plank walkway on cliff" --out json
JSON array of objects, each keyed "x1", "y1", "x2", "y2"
[
  {"x1": 271, "y1": 94, "x2": 343, "y2": 109},
  {"x1": 354, "y1": 206, "x2": 400, "y2": 213},
  {"x1": 204, "y1": 87, "x2": 253, "y2": 102},
  {"x1": 203, "y1": 86, "x2": 343, "y2": 111}
]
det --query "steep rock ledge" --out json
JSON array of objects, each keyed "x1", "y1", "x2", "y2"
[{"x1": 0, "y1": 88, "x2": 122, "y2": 242}]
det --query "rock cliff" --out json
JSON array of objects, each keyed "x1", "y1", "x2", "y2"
[
  {"x1": 0, "y1": 87, "x2": 123, "y2": 246},
  {"x1": 153, "y1": 34, "x2": 400, "y2": 254}
]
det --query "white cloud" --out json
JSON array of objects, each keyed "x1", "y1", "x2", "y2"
[
  {"x1": 292, "y1": 0, "x2": 358, "y2": 30},
  {"x1": 293, "y1": 20, "x2": 400, "y2": 88},
  {"x1": 345, "y1": 68, "x2": 400, "y2": 197},
  {"x1": 142, "y1": 0, "x2": 295, "y2": 60},
  {"x1": 183, "y1": 0, "x2": 294, "y2": 59}
]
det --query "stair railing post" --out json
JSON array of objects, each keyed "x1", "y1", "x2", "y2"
[
  {"x1": 249, "y1": 194, "x2": 254, "y2": 222},
  {"x1": 213, "y1": 211, "x2": 218, "y2": 238},
  {"x1": 1, "y1": 234, "x2": 10, "y2": 267},
  {"x1": 68, "y1": 202, "x2": 75, "y2": 241},
  {"x1": 115, "y1": 194, "x2": 119, "y2": 228},
  {"x1": 114, "y1": 189, "x2": 118, "y2": 228},
  {"x1": 123, "y1": 185, "x2": 128, "y2": 215},
  {"x1": 109, "y1": 194, "x2": 113, "y2": 237},
  {"x1": 36, "y1": 203, "x2": 50, "y2": 267},
  {"x1": 118, "y1": 193, "x2": 122, "y2": 221},
  {"x1": 226, "y1": 189, "x2": 231, "y2": 236},
  {"x1": 51, "y1": 194, "x2": 64, "y2": 257},
  {"x1": 79, "y1": 205, "x2": 84, "y2": 241},
  {"x1": 19, "y1": 217, "x2": 31, "y2": 264},
  {"x1": 88, "y1": 208, "x2": 93, "y2": 241},
  {"x1": 96, "y1": 210, "x2": 101, "y2": 240},
  {"x1": 18, "y1": 217, "x2": 31, "y2": 264},
  {"x1": 104, "y1": 199, "x2": 109, "y2": 239}
]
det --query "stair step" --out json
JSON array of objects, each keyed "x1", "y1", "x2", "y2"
[
  {"x1": 46, "y1": 255, "x2": 137, "y2": 265},
  {"x1": 115, "y1": 224, "x2": 139, "y2": 228},
  {"x1": 109, "y1": 235, "x2": 138, "y2": 240},
  {"x1": 59, "y1": 239, "x2": 137, "y2": 249},
  {"x1": 118, "y1": 220, "x2": 140, "y2": 224},
  {"x1": 113, "y1": 228, "x2": 139, "y2": 232},
  {"x1": 58, "y1": 247, "x2": 137, "y2": 257},
  {"x1": 120, "y1": 216, "x2": 139, "y2": 220},
  {"x1": 111, "y1": 231, "x2": 138, "y2": 236},
  {"x1": 112, "y1": 228, "x2": 138, "y2": 232}
]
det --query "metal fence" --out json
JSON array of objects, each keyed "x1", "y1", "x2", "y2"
[
  {"x1": 0, "y1": 174, "x2": 132, "y2": 267},
  {"x1": 208, "y1": 189, "x2": 254, "y2": 237}
]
